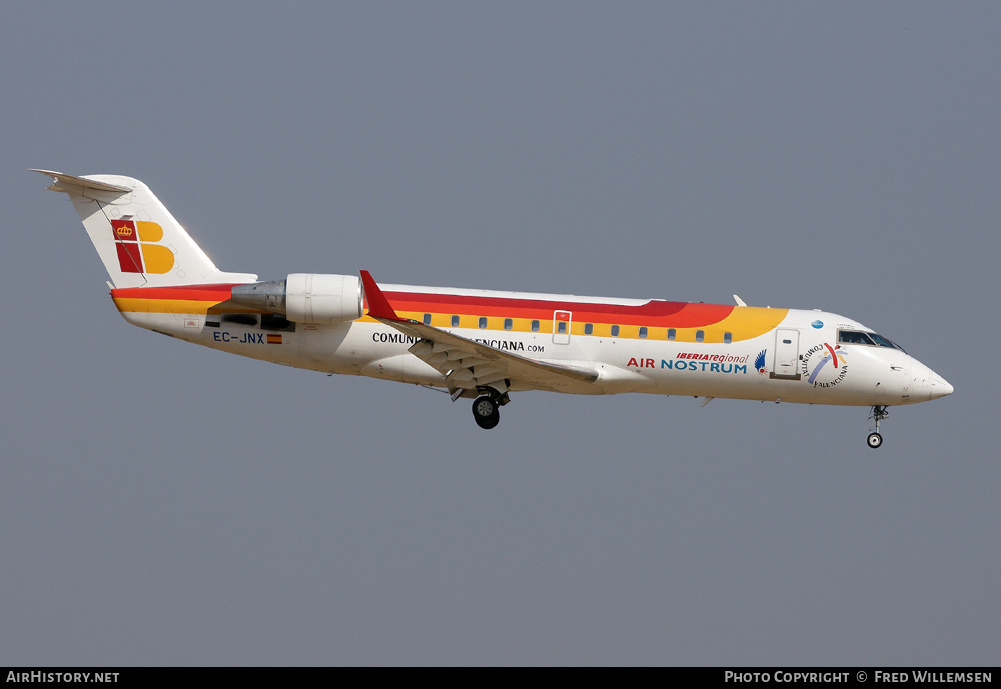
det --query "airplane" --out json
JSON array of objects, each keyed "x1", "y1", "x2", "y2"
[{"x1": 35, "y1": 169, "x2": 953, "y2": 448}]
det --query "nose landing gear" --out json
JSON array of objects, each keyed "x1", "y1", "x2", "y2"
[{"x1": 867, "y1": 405, "x2": 889, "y2": 449}]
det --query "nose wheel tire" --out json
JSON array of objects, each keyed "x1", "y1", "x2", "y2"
[
  {"x1": 472, "y1": 396, "x2": 500, "y2": 429},
  {"x1": 867, "y1": 405, "x2": 889, "y2": 449}
]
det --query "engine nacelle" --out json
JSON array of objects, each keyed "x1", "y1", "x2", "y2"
[
  {"x1": 230, "y1": 273, "x2": 363, "y2": 323},
  {"x1": 285, "y1": 273, "x2": 362, "y2": 323}
]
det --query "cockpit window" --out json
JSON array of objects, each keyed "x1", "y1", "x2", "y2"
[
  {"x1": 839, "y1": 330, "x2": 875, "y2": 345},
  {"x1": 868, "y1": 332, "x2": 906, "y2": 352},
  {"x1": 838, "y1": 329, "x2": 906, "y2": 352}
]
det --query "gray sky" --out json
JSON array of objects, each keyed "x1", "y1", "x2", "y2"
[{"x1": 2, "y1": 2, "x2": 998, "y2": 665}]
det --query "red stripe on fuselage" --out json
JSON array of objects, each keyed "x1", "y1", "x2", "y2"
[
  {"x1": 383, "y1": 291, "x2": 734, "y2": 327},
  {"x1": 110, "y1": 283, "x2": 243, "y2": 301}
]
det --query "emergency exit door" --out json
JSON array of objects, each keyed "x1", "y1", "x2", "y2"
[
  {"x1": 553, "y1": 310, "x2": 572, "y2": 345},
  {"x1": 771, "y1": 328, "x2": 801, "y2": 379}
]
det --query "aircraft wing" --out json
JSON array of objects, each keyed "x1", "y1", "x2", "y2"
[{"x1": 360, "y1": 271, "x2": 599, "y2": 397}]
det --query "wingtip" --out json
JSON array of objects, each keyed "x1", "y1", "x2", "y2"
[{"x1": 359, "y1": 270, "x2": 403, "y2": 321}]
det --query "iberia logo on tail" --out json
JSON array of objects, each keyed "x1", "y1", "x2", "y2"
[{"x1": 110, "y1": 219, "x2": 174, "y2": 274}]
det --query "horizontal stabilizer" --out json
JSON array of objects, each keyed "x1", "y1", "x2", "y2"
[{"x1": 31, "y1": 169, "x2": 132, "y2": 194}]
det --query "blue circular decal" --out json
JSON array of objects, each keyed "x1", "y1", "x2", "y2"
[{"x1": 812, "y1": 320, "x2": 824, "y2": 329}]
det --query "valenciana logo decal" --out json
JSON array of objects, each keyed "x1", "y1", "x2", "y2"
[
  {"x1": 802, "y1": 343, "x2": 848, "y2": 387},
  {"x1": 110, "y1": 219, "x2": 174, "y2": 274}
]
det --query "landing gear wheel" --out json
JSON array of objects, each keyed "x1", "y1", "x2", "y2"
[
  {"x1": 867, "y1": 405, "x2": 889, "y2": 449},
  {"x1": 472, "y1": 396, "x2": 500, "y2": 430}
]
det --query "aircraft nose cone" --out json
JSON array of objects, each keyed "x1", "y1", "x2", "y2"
[{"x1": 930, "y1": 372, "x2": 953, "y2": 399}]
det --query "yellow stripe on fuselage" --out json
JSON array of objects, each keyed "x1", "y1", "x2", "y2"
[
  {"x1": 385, "y1": 306, "x2": 788, "y2": 344},
  {"x1": 712, "y1": 306, "x2": 789, "y2": 341}
]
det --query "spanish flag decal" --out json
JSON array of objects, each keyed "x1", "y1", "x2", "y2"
[{"x1": 267, "y1": 334, "x2": 282, "y2": 344}]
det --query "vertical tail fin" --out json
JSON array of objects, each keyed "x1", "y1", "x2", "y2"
[{"x1": 34, "y1": 170, "x2": 256, "y2": 288}]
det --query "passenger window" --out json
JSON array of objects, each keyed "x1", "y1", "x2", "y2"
[
  {"x1": 531, "y1": 320, "x2": 540, "y2": 332},
  {"x1": 504, "y1": 318, "x2": 513, "y2": 331},
  {"x1": 667, "y1": 329, "x2": 676, "y2": 341},
  {"x1": 451, "y1": 315, "x2": 460, "y2": 327},
  {"x1": 724, "y1": 332, "x2": 732, "y2": 344},
  {"x1": 584, "y1": 323, "x2": 593, "y2": 335},
  {"x1": 639, "y1": 326, "x2": 648, "y2": 339},
  {"x1": 423, "y1": 313, "x2": 432, "y2": 325},
  {"x1": 478, "y1": 317, "x2": 487, "y2": 329},
  {"x1": 611, "y1": 325, "x2": 620, "y2": 337},
  {"x1": 696, "y1": 330, "x2": 705, "y2": 342}
]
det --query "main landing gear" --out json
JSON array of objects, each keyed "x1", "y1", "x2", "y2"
[
  {"x1": 867, "y1": 405, "x2": 889, "y2": 449},
  {"x1": 471, "y1": 389, "x2": 508, "y2": 429}
]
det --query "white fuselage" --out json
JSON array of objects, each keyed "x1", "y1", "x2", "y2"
[{"x1": 116, "y1": 282, "x2": 951, "y2": 408}]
